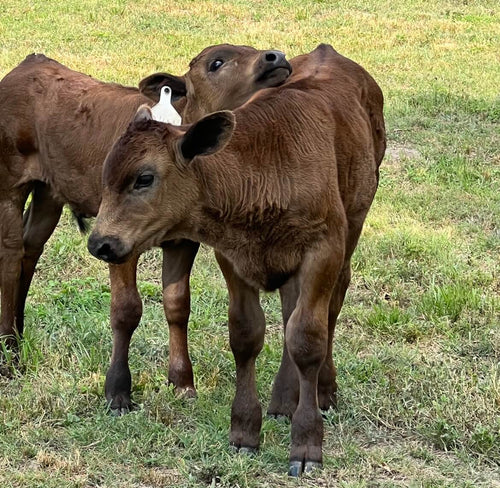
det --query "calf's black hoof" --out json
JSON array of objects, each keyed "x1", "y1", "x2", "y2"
[
  {"x1": 289, "y1": 461, "x2": 303, "y2": 477},
  {"x1": 109, "y1": 406, "x2": 131, "y2": 417},
  {"x1": 266, "y1": 412, "x2": 290, "y2": 422},
  {"x1": 0, "y1": 365, "x2": 14, "y2": 378},
  {"x1": 305, "y1": 461, "x2": 322, "y2": 473},
  {"x1": 106, "y1": 395, "x2": 136, "y2": 417},
  {"x1": 288, "y1": 460, "x2": 322, "y2": 477},
  {"x1": 229, "y1": 444, "x2": 258, "y2": 456},
  {"x1": 239, "y1": 446, "x2": 257, "y2": 456},
  {"x1": 174, "y1": 385, "x2": 197, "y2": 399}
]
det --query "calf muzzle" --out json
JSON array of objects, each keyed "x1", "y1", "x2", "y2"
[
  {"x1": 262, "y1": 50, "x2": 287, "y2": 67},
  {"x1": 257, "y1": 50, "x2": 292, "y2": 83},
  {"x1": 87, "y1": 233, "x2": 129, "y2": 264}
]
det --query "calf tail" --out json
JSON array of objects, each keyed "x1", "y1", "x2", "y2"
[{"x1": 72, "y1": 211, "x2": 91, "y2": 234}]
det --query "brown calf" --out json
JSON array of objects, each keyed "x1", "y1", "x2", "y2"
[
  {"x1": 0, "y1": 47, "x2": 291, "y2": 410},
  {"x1": 88, "y1": 43, "x2": 386, "y2": 474},
  {"x1": 136, "y1": 44, "x2": 386, "y2": 418}
]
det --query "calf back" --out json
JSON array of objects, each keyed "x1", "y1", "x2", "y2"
[{"x1": 0, "y1": 54, "x2": 152, "y2": 215}]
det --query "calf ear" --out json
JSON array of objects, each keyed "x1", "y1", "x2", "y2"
[
  {"x1": 139, "y1": 73, "x2": 187, "y2": 103},
  {"x1": 133, "y1": 104, "x2": 153, "y2": 124},
  {"x1": 178, "y1": 111, "x2": 235, "y2": 163}
]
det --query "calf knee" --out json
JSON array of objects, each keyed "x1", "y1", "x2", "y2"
[
  {"x1": 286, "y1": 311, "x2": 328, "y2": 372},
  {"x1": 163, "y1": 283, "x2": 190, "y2": 326},
  {"x1": 228, "y1": 307, "x2": 265, "y2": 360},
  {"x1": 111, "y1": 292, "x2": 142, "y2": 334}
]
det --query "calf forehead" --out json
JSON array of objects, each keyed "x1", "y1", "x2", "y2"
[
  {"x1": 189, "y1": 44, "x2": 258, "y2": 68},
  {"x1": 103, "y1": 120, "x2": 175, "y2": 189}
]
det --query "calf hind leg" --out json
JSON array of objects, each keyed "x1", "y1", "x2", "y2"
[
  {"x1": 268, "y1": 277, "x2": 300, "y2": 418},
  {"x1": 16, "y1": 183, "x2": 63, "y2": 336},
  {"x1": 161, "y1": 239, "x2": 200, "y2": 397}
]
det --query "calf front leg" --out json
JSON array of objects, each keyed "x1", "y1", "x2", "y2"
[
  {"x1": 268, "y1": 277, "x2": 300, "y2": 417},
  {"x1": 161, "y1": 239, "x2": 199, "y2": 397},
  {"x1": 269, "y1": 271, "x2": 341, "y2": 417},
  {"x1": 216, "y1": 252, "x2": 265, "y2": 452},
  {"x1": 286, "y1": 239, "x2": 344, "y2": 476},
  {"x1": 106, "y1": 256, "x2": 142, "y2": 414},
  {"x1": 0, "y1": 197, "x2": 26, "y2": 349}
]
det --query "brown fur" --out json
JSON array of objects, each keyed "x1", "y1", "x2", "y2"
[
  {"x1": 89, "y1": 43, "x2": 386, "y2": 474},
  {"x1": 0, "y1": 54, "x2": 152, "y2": 217},
  {"x1": 0, "y1": 46, "x2": 292, "y2": 412}
]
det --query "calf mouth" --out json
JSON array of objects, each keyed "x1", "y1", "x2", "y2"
[{"x1": 256, "y1": 63, "x2": 292, "y2": 86}]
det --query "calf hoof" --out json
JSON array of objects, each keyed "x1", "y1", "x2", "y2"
[
  {"x1": 266, "y1": 412, "x2": 290, "y2": 422},
  {"x1": 0, "y1": 344, "x2": 21, "y2": 378},
  {"x1": 305, "y1": 461, "x2": 322, "y2": 473},
  {"x1": 318, "y1": 389, "x2": 337, "y2": 412},
  {"x1": 109, "y1": 406, "x2": 130, "y2": 417},
  {"x1": 0, "y1": 334, "x2": 19, "y2": 350},
  {"x1": 106, "y1": 393, "x2": 135, "y2": 416},
  {"x1": 288, "y1": 460, "x2": 322, "y2": 477},
  {"x1": 0, "y1": 364, "x2": 13, "y2": 378},
  {"x1": 229, "y1": 444, "x2": 258, "y2": 456},
  {"x1": 175, "y1": 385, "x2": 196, "y2": 399},
  {"x1": 267, "y1": 400, "x2": 296, "y2": 419}
]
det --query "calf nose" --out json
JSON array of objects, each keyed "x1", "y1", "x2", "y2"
[
  {"x1": 262, "y1": 50, "x2": 286, "y2": 66},
  {"x1": 87, "y1": 234, "x2": 126, "y2": 263}
]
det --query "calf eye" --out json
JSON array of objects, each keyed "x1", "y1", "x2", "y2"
[
  {"x1": 209, "y1": 59, "x2": 224, "y2": 72},
  {"x1": 134, "y1": 174, "x2": 154, "y2": 190}
]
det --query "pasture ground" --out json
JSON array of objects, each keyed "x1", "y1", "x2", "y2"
[{"x1": 0, "y1": 1, "x2": 499, "y2": 486}]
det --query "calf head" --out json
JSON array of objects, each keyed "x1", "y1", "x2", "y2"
[
  {"x1": 139, "y1": 44, "x2": 291, "y2": 123},
  {"x1": 88, "y1": 106, "x2": 235, "y2": 263}
]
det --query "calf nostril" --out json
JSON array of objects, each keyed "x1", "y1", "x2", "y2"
[
  {"x1": 88, "y1": 234, "x2": 126, "y2": 263},
  {"x1": 265, "y1": 52, "x2": 277, "y2": 62},
  {"x1": 98, "y1": 242, "x2": 112, "y2": 257}
]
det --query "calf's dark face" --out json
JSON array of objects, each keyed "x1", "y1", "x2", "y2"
[{"x1": 88, "y1": 107, "x2": 235, "y2": 263}]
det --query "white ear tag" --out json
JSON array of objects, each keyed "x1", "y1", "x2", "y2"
[{"x1": 150, "y1": 86, "x2": 182, "y2": 125}]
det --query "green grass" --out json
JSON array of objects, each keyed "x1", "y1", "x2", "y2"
[{"x1": 1, "y1": 0, "x2": 499, "y2": 486}]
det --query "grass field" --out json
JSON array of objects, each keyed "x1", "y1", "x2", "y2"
[{"x1": 1, "y1": 0, "x2": 499, "y2": 486}]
